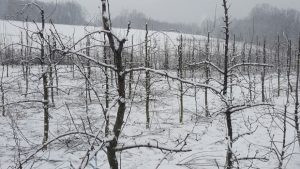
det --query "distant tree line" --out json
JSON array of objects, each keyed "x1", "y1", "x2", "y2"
[
  {"x1": 0, "y1": 0, "x2": 86, "y2": 25},
  {"x1": 93, "y1": 10, "x2": 202, "y2": 35},
  {"x1": 200, "y1": 3, "x2": 300, "y2": 43}
]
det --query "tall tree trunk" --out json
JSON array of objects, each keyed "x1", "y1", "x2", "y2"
[
  {"x1": 103, "y1": 35, "x2": 110, "y2": 137},
  {"x1": 129, "y1": 35, "x2": 134, "y2": 99},
  {"x1": 223, "y1": 1, "x2": 229, "y2": 96},
  {"x1": 222, "y1": 1, "x2": 233, "y2": 168},
  {"x1": 178, "y1": 35, "x2": 184, "y2": 123},
  {"x1": 287, "y1": 40, "x2": 292, "y2": 94},
  {"x1": 49, "y1": 36, "x2": 54, "y2": 106},
  {"x1": 230, "y1": 35, "x2": 236, "y2": 104},
  {"x1": 1, "y1": 65, "x2": 5, "y2": 116},
  {"x1": 101, "y1": 1, "x2": 127, "y2": 168},
  {"x1": 295, "y1": 35, "x2": 300, "y2": 147},
  {"x1": 86, "y1": 35, "x2": 92, "y2": 103},
  {"x1": 21, "y1": 32, "x2": 25, "y2": 80},
  {"x1": 25, "y1": 18, "x2": 29, "y2": 98},
  {"x1": 51, "y1": 33, "x2": 59, "y2": 95},
  {"x1": 262, "y1": 39, "x2": 266, "y2": 102},
  {"x1": 225, "y1": 111, "x2": 233, "y2": 169},
  {"x1": 205, "y1": 32, "x2": 210, "y2": 117},
  {"x1": 277, "y1": 35, "x2": 281, "y2": 97},
  {"x1": 145, "y1": 24, "x2": 150, "y2": 129},
  {"x1": 40, "y1": 9, "x2": 49, "y2": 149},
  {"x1": 248, "y1": 41, "x2": 253, "y2": 101},
  {"x1": 164, "y1": 37, "x2": 169, "y2": 70},
  {"x1": 242, "y1": 43, "x2": 246, "y2": 73},
  {"x1": 191, "y1": 38, "x2": 195, "y2": 79}
]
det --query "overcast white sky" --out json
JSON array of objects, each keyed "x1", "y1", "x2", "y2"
[{"x1": 48, "y1": 0, "x2": 300, "y2": 25}]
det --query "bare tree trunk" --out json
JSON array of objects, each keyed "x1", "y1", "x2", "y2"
[
  {"x1": 287, "y1": 40, "x2": 292, "y2": 94},
  {"x1": 101, "y1": 1, "x2": 127, "y2": 168},
  {"x1": 1, "y1": 65, "x2": 4, "y2": 116},
  {"x1": 53, "y1": 36, "x2": 59, "y2": 95},
  {"x1": 72, "y1": 34, "x2": 76, "y2": 79},
  {"x1": 177, "y1": 35, "x2": 184, "y2": 123},
  {"x1": 216, "y1": 38, "x2": 220, "y2": 67},
  {"x1": 39, "y1": 9, "x2": 49, "y2": 149},
  {"x1": 205, "y1": 32, "x2": 210, "y2": 117},
  {"x1": 261, "y1": 39, "x2": 266, "y2": 102},
  {"x1": 104, "y1": 35, "x2": 110, "y2": 137},
  {"x1": 230, "y1": 35, "x2": 236, "y2": 103},
  {"x1": 6, "y1": 59, "x2": 8, "y2": 77},
  {"x1": 110, "y1": 49, "x2": 114, "y2": 87},
  {"x1": 49, "y1": 36, "x2": 54, "y2": 106},
  {"x1": 277, "y1": 35, "x2": 281, "y2": 97},
  {"x1": 279, "y1": 86, "x2": 289, "y2": 168},
  {"x1": 223, "y1": 0, "x2": 229, "y2": 96},
  {"x1": 54, "y1": 65, "x2": 58, "y2": 95},
  {"x1": 222, "y1": 1, "x2": 233, "y2": 168},
  {"x1": 191, "y1": 38, "x2": 195, "y2": 79},
  {"x1": 295, "y1": 35, "x2": 300, "y2": 147},
  {"x1": 242, "y1": 43, "x2": 246, "y2": 74},
  {"x1": 279, "y1": 104, "x2": 287, "y2": 169},
  {"x1": 129, "y1": 35, "x2": 134, "y2": 99},
  {"x1": 226, "y1": 110, "x2": 233, "y2": 169},
  {"x1": 86, "y1": 35, "x2": 92, "y2": 103},
  {"x1": 21, "y1": 32, "x2": 25, "y2": 79},
  {"x1": 164, "y1": 37, "x2": 169, "y2": 70},
  {"x1": 255, "y1": 36, "x2": 260, "y2": 74},
  {"x1": 278, "y1": 41, "x2": 291, "y2": 168},
  {"x1": 145, "y1": 24, "x2": 151, "y2": 129},
  {"x1": 248, "y1": 41, "x2": 253, "y2": 101},
  {"x1": 25, "y1": 18, "x2": 29, "y2": 98}
]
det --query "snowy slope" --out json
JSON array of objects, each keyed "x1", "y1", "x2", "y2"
[{"x1": 0, "y1": 19, "x2": 300, "y2": 169}]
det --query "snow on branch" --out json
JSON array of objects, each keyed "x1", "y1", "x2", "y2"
[
  {"x1": 20, "y1": 132, "x2": 105, "y2": 168},
  {"x1": 124, "y1": 67, "x2": 220, "y2": 94},
  {"x1": 228, "y1": 103, "x2": 274, "y2": 114},
  {"x1": 187, "y1": 61, "x2": 224, "y2": 74},
  {"x1": 232, "y1": 127, "x2": 258, "y2": 143},
  {"x1": 229, "y1": 63, "x2": 273, "y2": 72},
  {"x1": 237, "y1": 157, "x2": 269, "y2": 162},
  {"x1": 56, "y1": 48, "x2": 117, "y2": 71},
  {"x1": 115, "y1": 143, "x2": 191, "y2": 153}
]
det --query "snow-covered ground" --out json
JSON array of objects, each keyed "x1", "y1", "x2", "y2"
[
  {"x1": 0, "y1": 19, "x2": 207, "y2": 49},
  {"x1": 0, "y1": 19, "x2": 300, "y2": 169},
  {"x1": 0, "y1": 65, "x2": 299, "y2": 169}
]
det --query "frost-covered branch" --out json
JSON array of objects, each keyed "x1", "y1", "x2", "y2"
[
  {"x1": 19, "y1": 132, "x2": 105, "y2": 168},
  {"x1": 115, "y1": 143, "x2": 191, "y2": 153},
  {"x1": 232, "y1": 127, "x2": 258, "y2": 143},
  {"x1": 188, "y1": 61, "x2": 224, "y2": 74},
  {"x1": 229, "y1": 63, "x2": 273, "y2": 72},
  {"x1": 56, "y1": 49, "x2": 117, "y2": 71},
  {"x1": 124, "y1": 67, "x2": 220, "y2": 94},
  {"x1": 228, "y1": 103, "x2": 273, "y2": 114}
]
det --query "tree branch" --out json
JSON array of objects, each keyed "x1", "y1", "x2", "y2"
[
  {"x1": 229, "y1": 63, "x2": 273, "y2": 72},
  {"x1": 115, "y1": 143, "x2": 191, "y2": 153},
  {"x1": 124, "y1": 67, "x2": 220, "y2": 94},
  {"x1": 188, "y1": 61, "x2": 224, "y2": 74}
]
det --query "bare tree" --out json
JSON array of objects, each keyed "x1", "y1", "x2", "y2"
[
  {"x1": 128, "y1": 35, "x2": 134, "y2": 99},
  {"x1": 205, "y1": 32, "x2": 210, "y2": 117},
  {"x1": 178, "y1": 34, "x2": 184, "y2": 123},
  {"x1": 100, "y1": 1, "x2": 128, "y2": 168},
  {"x1": 145, "y1": 23, "x2": 151, "y2": 128},
  {"x1": 261, "y1": 39, "x2": 266, "y2": 102},
  {"x1": 221, "y1": 1, "x2": 234, "y2": 168},
  {"x1": 32, "y1": 4, "x2": 50, "y2": 148},
  {"x1": 295, "y1": 34, "x2": 300, "y2": 147},
  {"x1": 277, "y1": 35, "x2": 281, "y2": 97}
]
